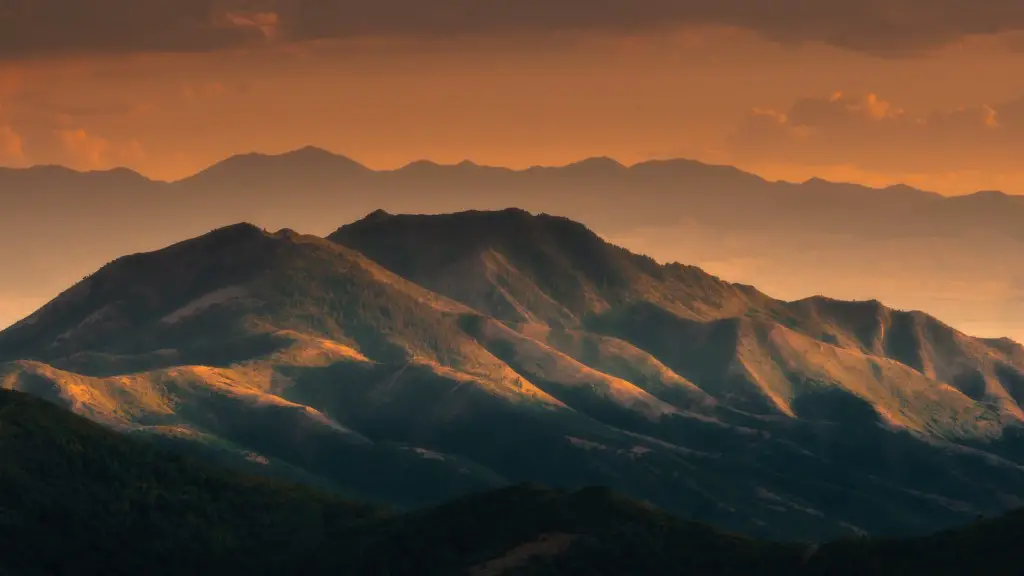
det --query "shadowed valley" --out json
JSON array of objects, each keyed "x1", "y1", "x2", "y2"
[{"x1": 3, "y1": 388, "x2": 1024, "y2": 576}]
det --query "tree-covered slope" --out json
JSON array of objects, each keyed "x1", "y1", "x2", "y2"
[
  {"x1": 0, "y1": 389, "x2": 384, "y2": 575},
  {"x1": 3, "y1": 390, "x2": 1024, "y2": 576}
]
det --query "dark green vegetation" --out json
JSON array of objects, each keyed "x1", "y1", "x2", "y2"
[
  {"x1": 3, "y1": 388, "x2": 1024, "y2": 576},
  {"x1": 4, "y1": 209, "x2": 1024, "y2": 543},
  {"x1": 0, "y1": 389, "x2": 382, "y2": 575}
]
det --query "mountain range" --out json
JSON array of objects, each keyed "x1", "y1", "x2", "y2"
[
  {"x1": 2, "y1": 147, "x2": 1024, "y2": 344},
  {"x1": 4, "y1": 208, "x2": 1024, "y2": 542}
]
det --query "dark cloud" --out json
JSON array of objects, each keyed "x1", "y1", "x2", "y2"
[
  {"x1": 0, "y1": 0, "x2": 264, "y2": 59},
  {"x1": 3, "y1": 0, "x2": 1024, "y2": 59}
]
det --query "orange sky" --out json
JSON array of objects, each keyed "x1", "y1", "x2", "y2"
[
  {"x1": 4, "y1": 2, "x2": 1024, "y2": 341},
  {"x1": 2, "y1": 3, "x2": 1024, "y2": 194}
]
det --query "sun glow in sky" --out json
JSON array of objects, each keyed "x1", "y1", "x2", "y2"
[
  {"x1": 2, "y1": 2, "x2": 1024, "y2": 194},
  {"x1": 4, "y1": 1, "x2": 1024, "y2": 342}
]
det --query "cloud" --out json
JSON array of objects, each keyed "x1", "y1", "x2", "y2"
[
  {"x1": 3, "y1": 0, "x2": 1024, "y2": 59},
  {"x1": 726, "y1": 92, "x2": 1024, "y2": 174},
  {"x1": 180, "y1": 81, "x2": 228, "y2": 103},
  {"x1": 0, "y1": 123, "x2": 25, "y2": 165},
  {"x1": 0, "y1": 1, "x2": 267, "y2": 59},
  {"x1": 0, "y1": 67, "x2": 23, "y2": 96},
  {"x1": 13, "y1": 94, "x2": 145, "y2": 120},
  {"x1": 220, "y1": 11, "x2": 280, "y2": 40},
  {"x1": 0, "y1": 99, "x2": 26, "y2": 165},
  {"x1": 55, "y1": 128, "x2": 144, "y2": 170}
]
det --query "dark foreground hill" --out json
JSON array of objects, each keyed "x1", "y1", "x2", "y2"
[
  {"x1": 2, "y1": 388, "x2": 1024, "y2": 576},
  {"x1": 0, "y1": 389, "x2": 382, "y2": 575}
]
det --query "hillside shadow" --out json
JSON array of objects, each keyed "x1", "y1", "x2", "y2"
[{"x1": 790, "y1": 386, "x2": 883, "y2": 427}]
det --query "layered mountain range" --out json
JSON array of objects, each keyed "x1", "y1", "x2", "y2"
[
  {"x1": 3, "y1": 208, "x2": 1024, "y2": 540},
  {"x1": 3, "y1": 147, "x2": 1024, "y2": 343}
]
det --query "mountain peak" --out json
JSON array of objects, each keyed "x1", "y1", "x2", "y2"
[
  {"x1": 398, "y1": 159, "x2": 443, "y2": 171},
  {"x1": 172, "y1": 222, "x2": 269, "y2": 249},
  {"x1": 362, "y1": 209, "x2": 393, "y2": 223},
  {"x1": 564, "y1": 156, "x2": 626, "y2": 171},
  {"x1": 285, "y1": 145, "x2": 334, "y2": 157},
  {"x1": 329, "y1": 208, "x2": 756, "y2": 327},
  {"x1": 215, "y1": 221, "x2": 264, "y2": 234},
  {"x1": 884, "y1": 183, "x2": 921, "y2": 192},
  {"x1": 337, "y1": 208, "x2": 580, "y2": 240},
  {"x1": 965, "y1": 189, "x2": 1010, "y2": 200},
  {"x1": 2, "y1": 164, "x2": 152, "y2": 183},
  {"x1": 344, "y1": 207, "x2": 535, "y2": 229},
  {"x1": 179, "y1": 147, "x2": 368, "y2": 183}
]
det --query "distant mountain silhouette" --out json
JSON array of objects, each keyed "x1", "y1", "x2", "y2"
[
  {"x1": 5, "y1": 209, "x2": 1024, "y2": 541},
  {"x1": 176, "y1": 146, "x2": 371, "y2": 186},
  {"x1": 4, "y1": 146, "x2": 1024, "y2": 345}
]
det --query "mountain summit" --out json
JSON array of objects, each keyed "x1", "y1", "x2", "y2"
[
  {"x1": 4, "y1": 209, "x2": 1024, "y2": 540},
  {"x1": 176, "y1": 146, "x2": 370, "y2": 187},
  {"x1": 4, "y1": 149, "x2": 1024, "y2": 349},
  {"x1": 331, "y1": 209, "x2": 1024, "y2": 425},
  {"x1": 330, "y1": 208, "x2": 762, "y2": 329}
]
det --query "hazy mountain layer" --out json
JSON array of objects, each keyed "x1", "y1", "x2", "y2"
[{"x1": 4, "y1": 148, "x2": 1024, "y2": 344}]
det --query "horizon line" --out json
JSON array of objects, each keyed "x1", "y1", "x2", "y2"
[{"x1": 0, "y1": 145, "x2": 1012, "y2": 198}]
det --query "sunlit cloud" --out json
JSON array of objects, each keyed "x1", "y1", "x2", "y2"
[
  {"x1": 55, "y1": 128, "x2": 145, "y2": 170},
  {"x1": 727, "y1": 92, "x2": 1024, "y2": 175},
  {"x1": 0, "y1": 123, "x2": 25, "y2": 165}
]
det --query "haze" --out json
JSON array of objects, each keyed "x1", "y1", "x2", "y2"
[{"x1": 2, "y1": 0, "x2": 1024, "y2": 342}]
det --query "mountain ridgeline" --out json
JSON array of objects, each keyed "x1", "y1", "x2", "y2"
[
  {"x1": 4, "y1": 148, "x2": 1024, "y2": 350},
  {"x1": 3, "y1": 209, "x2": 1024, "y2": 543}
]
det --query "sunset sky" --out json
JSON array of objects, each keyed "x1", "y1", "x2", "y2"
[{"x1": 3, "y1": 0, "x2": 1024, "y2": 194}]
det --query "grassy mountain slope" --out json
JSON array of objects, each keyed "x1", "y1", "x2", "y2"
[
  {"x1": 0, "y1": 224, "x2": 545, "y2": 506},
  {"x1": 328, "y1": 210, "x2": 1024, "y2": 536},
  {"x1": 4, "y1": 211, "x2": 1024, "y2": 540},
  {"x1": 331, "y1": 209, "x2": 1024, "y2": 436},
  {"x1": 329, "y1": 209, "x2": 767, "y2": 327}
]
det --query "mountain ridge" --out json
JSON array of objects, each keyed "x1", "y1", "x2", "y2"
[
  {"x1": 6, "y1": 143, "x2": 1024, "y2": 349},
  {"x1": 17, "y1": 146, "x2": 1015, "y2": 206},
  {"x1": 9, "y1": 145, "x2": 1008, "y2": 198},
  {"x1": 4, "y1": 209, "x2": 1024, "y2": 541}
]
